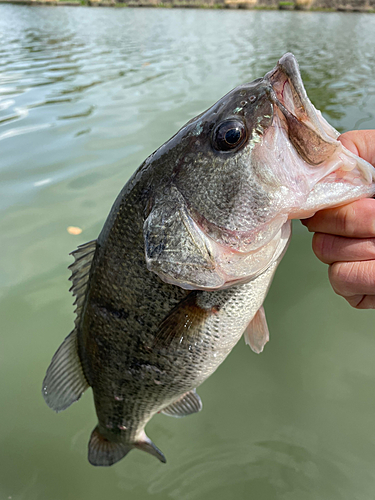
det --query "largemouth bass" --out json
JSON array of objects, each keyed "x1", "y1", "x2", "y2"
[{"x1": 42, "y1": 53, "x2": 375, "y2": 467}]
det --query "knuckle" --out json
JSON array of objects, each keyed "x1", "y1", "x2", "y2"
[
  {"x1": 329, "y1": 260, "x2": 375, "y2": 297},
  {"x1": 342, "y1": 200, "x2": 375, "y2": 237},
  {"x1": 345, "y1": 295, "x2": 365, "y2": 309},
  {"x1": 328, "y1": 262, "x2": 358, "y2": 296},
  {"x1": 336, "y1": 205, "x2": 355, "y2": 236},
  {"x1": 353, "y1": 295, "x2": 375, "y2": 310},
  {"x1": 364, "y1": 239, "x2": 375, "y2": 258},
  {"x1": 312, "y1": 233, "x2": 333, "y2": 263}
]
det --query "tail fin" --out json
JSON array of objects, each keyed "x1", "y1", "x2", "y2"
[
  {"x1": 88, "y1": 426, "x2": 132, "y2": 467},
  {"x1": 135, "y1": 432, "x2": 166, "y2": 464},
  {"x1": 88, "y1": 427, "x2": 166, "y2": 467}
]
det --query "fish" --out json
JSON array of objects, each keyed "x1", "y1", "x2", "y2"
[{"x1": 42, "y1": 53, "x2": 375, "y2": 467}]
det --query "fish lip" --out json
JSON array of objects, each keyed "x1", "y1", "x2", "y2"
[
  {"x1": 264, "y1": 53, "x2": 309, "y2": 116},
  {"x1": 264, "y1": 53, "x2": 336, "y2": 141}
]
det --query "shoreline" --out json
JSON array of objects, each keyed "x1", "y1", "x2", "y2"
[{"x1": 0, "y1": 0, "x2": 374, "y2": 11}]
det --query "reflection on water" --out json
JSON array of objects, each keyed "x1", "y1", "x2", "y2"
[
  {"x1": 146, "y1": 438, "x2": 324, "y2": 499},
  {"x1": 1, "y1": 5, "x2": 375, "y2": 500}
]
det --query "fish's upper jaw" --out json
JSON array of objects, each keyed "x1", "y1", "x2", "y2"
[{"x1": 265, "y1": 53, "x2": 339, "y2": 148}]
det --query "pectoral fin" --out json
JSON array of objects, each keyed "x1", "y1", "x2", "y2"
[
  {"x1": 161, "y1": 389, "x2": 202, "y2": 417},
  {"x1": 152, "y1": 292, "x2": 213, "y2": 348},
  {"x1": 243, "y1": 306, "x2": 270, "y2": 354}
]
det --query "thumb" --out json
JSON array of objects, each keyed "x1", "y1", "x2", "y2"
[{"x1": 339, "y1": 130, "x2": 375, "y2": 167}]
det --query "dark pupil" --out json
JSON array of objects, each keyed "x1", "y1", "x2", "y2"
[
  {"x1": 213, "y1": 119, "x2": 246, "y2": 152},
  {"x1": 225, "y1": 128, "x2": 241, "y2": 145}
]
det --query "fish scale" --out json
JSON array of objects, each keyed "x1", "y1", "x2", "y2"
[
  {"x1": 84, "y1": 177, "x2": 280, "y2": 454},
  {"x1": 42, "y1": 53, "x2": 375, "y2": 466}
]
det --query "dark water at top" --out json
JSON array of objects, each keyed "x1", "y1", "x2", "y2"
[{"x1": 1, "y1": 5, "x2": 375, "y2": 500}]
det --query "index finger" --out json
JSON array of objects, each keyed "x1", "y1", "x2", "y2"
[{"x1": 302, "y1": 198, "x2": 375, "y2": 237}]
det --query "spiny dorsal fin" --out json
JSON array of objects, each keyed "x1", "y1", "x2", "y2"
[
  {"x1": 161, "y1": 389, "x2": 202, "y2": 417},
  {"x1": 42, "y1": 240, "x2": 97, "y2": 412},
  {"x1": 42, "y1": 330, "x2": 89, "y2": 412},
  {"x1": 68, "y1": 239, "x2": 97, "y2": 327}
]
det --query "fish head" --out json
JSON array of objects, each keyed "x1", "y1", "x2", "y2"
[{"x1": 144, "y1": 53, "x2": 375, "y2": 291}]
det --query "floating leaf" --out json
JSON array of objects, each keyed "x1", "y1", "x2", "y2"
[{"x1": 67, "y1": 226, "x2": 82, "y2": 235}]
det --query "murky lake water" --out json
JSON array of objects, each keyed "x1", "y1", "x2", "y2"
[{"x1": 1, "y1": 4, "x2": 375, "y2": 499}]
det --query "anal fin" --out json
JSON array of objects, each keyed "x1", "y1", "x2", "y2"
[
  {"x1": 161, "y1": 389, "x2": 202, "y2": 417},
  {"x1": 42, "y1": 330, "x2": 89, "y2": 412},
  {"x1": 243, "y1": 306, "x2": 270, "y2": 354}
]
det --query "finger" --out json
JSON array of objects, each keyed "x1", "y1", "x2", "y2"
[
  {"x1": 328, "y1": 260, "x2": 375, "y2": 298},
  {"x1": 339, "y1": 130, "x2": 375, "y2": 167},
  {"x1": 312, "y1": 233, "x2": 375, "y2": 264},
  {"x1": 344, "y1": 294, "x2": 375, "y2": 309},
  {"x1": 302, "y1": 198, "x2": 375, "y2": 237}
]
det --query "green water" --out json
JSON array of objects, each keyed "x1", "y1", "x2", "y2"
[{"x1": 1, "y1": 5, "x2": 375, "y2": 499}]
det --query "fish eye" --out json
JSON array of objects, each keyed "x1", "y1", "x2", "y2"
[{"x1": 213, "y1": 120, "x2": 247, "y2": 152}]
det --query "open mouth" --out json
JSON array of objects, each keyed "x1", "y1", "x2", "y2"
[
  {"x1": 262, "y1": 52, "x2": 374, "y2": 217},
  {"x1": 264, "y1": 53, "x2": 339, "y2": 166}
]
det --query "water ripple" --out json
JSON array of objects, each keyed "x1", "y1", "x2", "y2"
[{"x1": 0, "y1": 123, "x2": 51, "y2": 141}]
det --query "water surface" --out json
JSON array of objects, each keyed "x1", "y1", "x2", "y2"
[{"x1": 1, "y1": 5, "x2": 375, "y2": 500}]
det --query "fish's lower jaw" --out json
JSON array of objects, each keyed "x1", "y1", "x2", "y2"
[
  {"x1": 88, "y1": 426, "x2": 166, "y2": 467},
  {"x1": 293, "y1": 145, "x2": 375, "y2": 218}
]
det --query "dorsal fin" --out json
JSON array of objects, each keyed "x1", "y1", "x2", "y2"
[
  {"x1": 42, "y1": 240, "x2": 97, "y2": 413},
  {"x1": 68, "y1": 239, "x2": 97, "y2": 327}
]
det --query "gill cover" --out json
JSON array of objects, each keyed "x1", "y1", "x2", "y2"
[
  {"x1": 144, "y1": 185, "x2": 221, "y2": 290},
  {"x1": 144, "y1": 185, "x2": 292, "y2": 291}
]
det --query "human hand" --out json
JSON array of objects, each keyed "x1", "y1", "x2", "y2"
[{"x1": 302, "y1": 130, "x2": 375, "y2": 309}]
